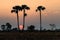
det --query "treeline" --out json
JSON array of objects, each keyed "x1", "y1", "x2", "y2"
[{"x1": 0, "y1": 22, "x2": 60, "y2": 32}]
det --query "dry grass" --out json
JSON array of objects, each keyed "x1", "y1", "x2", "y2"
[{"x1": 0, "y1": 31, "x2": 60, "y2": 40}]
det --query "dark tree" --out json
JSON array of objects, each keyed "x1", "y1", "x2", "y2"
[
  {"x1": 36, "y1": 6, "x2": 45, "y2": 31},
  {"x1": 11, "y1": 5, "x2": 22, "y2": 30},
  {"x1": 6, "y1": 23, "x2": 12, "y2": 31},
  {"x1": 27, "y1": 25, "x2": 35, "y2": 31},
  {"x1": 1, "y1": 24, "x2": 5, "y2": 31},
  {"x1": 21, "y1": 5, "x2": 30, "y2": 30},
  {"x1": 49, "y1": 24, "x2": 56, "y2": 30}
]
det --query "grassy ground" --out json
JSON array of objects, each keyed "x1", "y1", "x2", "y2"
[{"x1": 0, "y1": 31, "x2": 60, "y2": 40}]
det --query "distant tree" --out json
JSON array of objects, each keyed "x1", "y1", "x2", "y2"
[
  {"x1": 11, "y1": 5, "x2": 22, "y2": 30},
  {"x1": 6, "y1": 23, "x2": 12, "y2": 31},
  {"x1": 49, "y1": 24, "x2": 56, "y2": 30},
  {"x1": 1, "y1": 24, "x2": 5, "y2": 31},
  {"x1": 27, "y1": 25, "x2": 35, "y2": 31},
  {"x1": 36, "y1": 6, "x2": 45, "y2": 31},
  {"x1": 43, "y1": 28, "x2": 46, "y2": 31},
  {"x1": 21, "y1": 5, "x2": 30, "y2": 30}
]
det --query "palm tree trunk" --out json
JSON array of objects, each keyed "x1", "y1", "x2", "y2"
[
  {"x1": 17, "y1": 12, "x2": 19, "y2": 30},
  {"x1": 23, "y1": 9, "x2": 25, "y2": 30},
  {"x1": 40, "y1": 10, "x2": 42, "y2": 31}
]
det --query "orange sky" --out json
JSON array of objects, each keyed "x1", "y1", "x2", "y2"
[{"x1": 0, "y1": 0, "x2": 60, "y2": 29}]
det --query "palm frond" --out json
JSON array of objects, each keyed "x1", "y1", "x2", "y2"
[
  {"x1": 25, "y1": 7, "x2": 30, "y2": 10},
  {"x1": 13, "y1": 5, "x2": 22, "y2": 11},
  {"x1": 36, "y1": 9, "x2": 38, "y2": 12},
  {"x1": 24, "y1": 13, "x2": 27, "y2": 17},
  {"x1": 21, "y1": 5, "x2": 30, "y2": 10},
  {"x1": 11, "y1": 10, "x2": 15, "y2": 13},
  {"x1": 42, "y1": 7, "x2": 45, "y2": 10},
  {"x1": 37, "y1": 6, "x2": 45, "y2": 11},
  {"x1": 21, "y1": 5, "x2": 27, "y2": 9}
]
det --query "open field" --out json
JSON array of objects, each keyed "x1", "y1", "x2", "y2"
[{"x1": 0, "y1": 31, "x2": 60, "y2": 40}]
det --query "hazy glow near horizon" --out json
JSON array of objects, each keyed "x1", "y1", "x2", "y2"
[
  {"x1": 0, "y1": 0, "x2": 60, "y2": 29},
  {"x1": 19, "y1": 25, "x2": 23, "y2": 30}
]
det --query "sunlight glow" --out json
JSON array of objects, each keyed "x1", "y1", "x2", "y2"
[
  {"x1": 44, "y1": 13, "x2": 48, "y2": 16},
  {"x1": 19, "y1": 25, "x2": 23, "y2": 30}
]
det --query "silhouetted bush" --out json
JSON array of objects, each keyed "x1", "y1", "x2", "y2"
[
  {"x1": 12, "y1": 28, "x2": 18, "y2": 31},
  {"x1": 1, "y1": 24, "x2": 5, "y2": 31},
  {"x1": 27, "y1": 25, "x2": 35, "y2": 31},
  {"x1": 6, "y1": 23, "x2": 12, "y2": 31}
]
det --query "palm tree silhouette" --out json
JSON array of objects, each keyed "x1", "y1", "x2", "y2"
[
  {"x1": 11, "y1": 5, "x2": 22, "y2": 30},
  {"x1": 21, "y1": 5, "x2": 30, "y2": 29},
  {"x1": 36, "y1": 6, "x2": 45, "y2": 31}
]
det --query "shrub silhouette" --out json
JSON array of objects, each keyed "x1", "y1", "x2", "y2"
[
  {"x1": 1, "y1": 24, "x2": 5, "y2": 31},
  {"x1": 12, "y1": 28, "x2": 18, "y2": 31},
  {"x1": 6, "y1": 23, "x2": 12, "y2": 31},
  {"x1": 27, "y1": 25, "x2": 35, "y2": 31}
]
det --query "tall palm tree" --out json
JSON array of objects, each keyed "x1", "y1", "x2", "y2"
[
  {"x1": 21, "y1": 5, "x2": 30, "y2": 29},
  {"x1": 11, "y1": 5, "x2": 22, "y2": 30},
  {"x1": 36, "y1": 6, "x2": 45, "y2": 31}
]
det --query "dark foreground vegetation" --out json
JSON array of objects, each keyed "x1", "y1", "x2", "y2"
[
  {"x1": 0, "y1": 31, "x2": 60, "y2": 40},
  {"x1": 1, "y1": 23, "x2": 60, "y2": 40}
]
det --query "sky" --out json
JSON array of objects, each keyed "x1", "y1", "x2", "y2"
[{"x1": 0, "y1": 0, "x2": 60, "y2": 30}]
